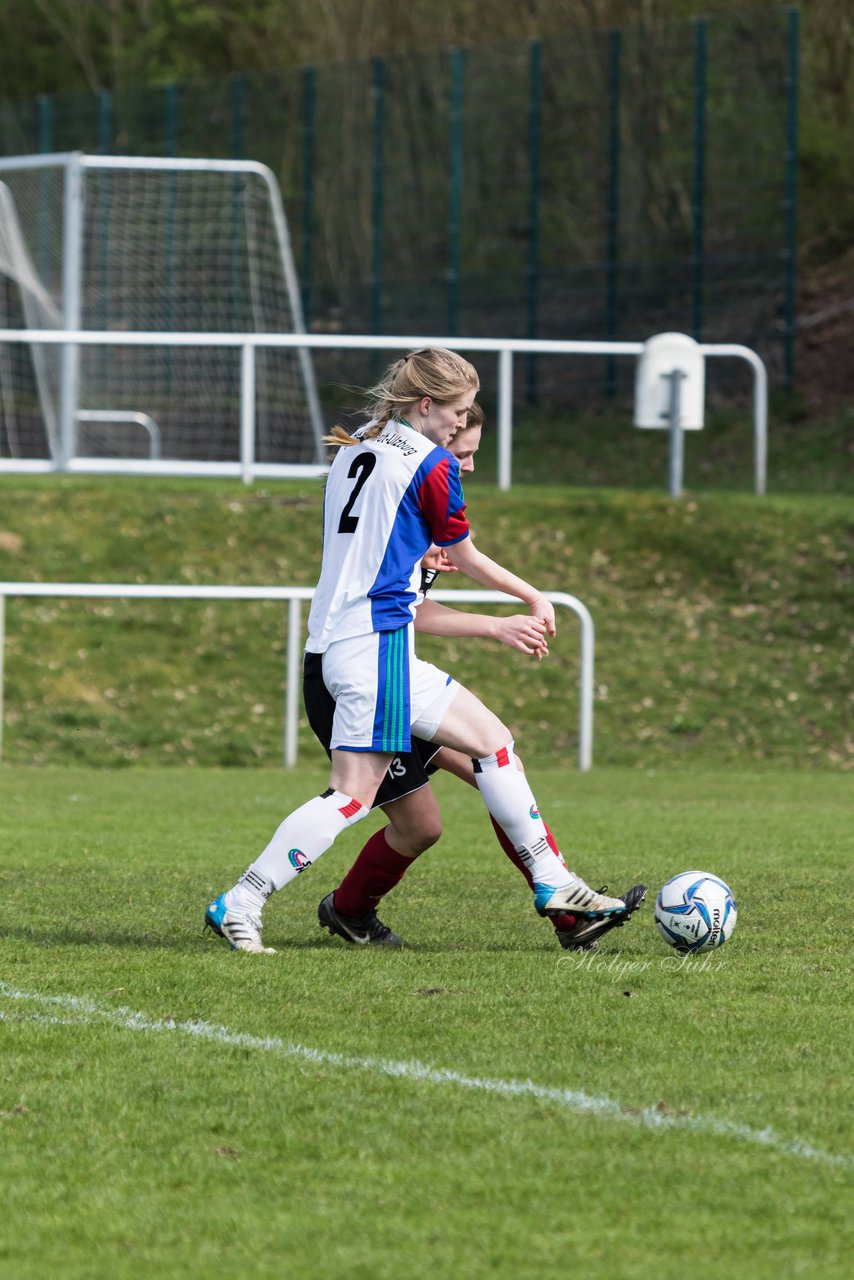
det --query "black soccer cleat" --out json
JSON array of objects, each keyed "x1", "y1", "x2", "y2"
[
  {"x1": 555, "y1": 883, "x2": 648, "y2": 952},
  {"x1": 317, "y1": 892, "x2": 403, "y2": 947}
]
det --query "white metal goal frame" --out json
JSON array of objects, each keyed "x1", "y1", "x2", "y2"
[
  {"x1": 0, "y1": 326, "x2": 769, "y2": 491},
  {"x1": 0, "y1": 152, "x2": 326, "y2": 466},
  {"x1": 0, "y1": 584, "x2": 595, "y2": 770}
]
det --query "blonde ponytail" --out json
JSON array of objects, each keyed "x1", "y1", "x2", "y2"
[{"x1": 323, "y1": 347, "x2": 479, "y2": 450}]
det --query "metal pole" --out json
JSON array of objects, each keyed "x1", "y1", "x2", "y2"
[
  {"x1": 664, "y1": 369, "x2": 687, "y2": 498},
  {"x1": 782, "y1": 7, "x2": 800, "y2": 388},
  {"x1": 163, "y1": 85, "x2": 178, "y2": 393},
  {"x1": 59, "y1": 153, "x2": 84, "y2": 469},
  {"x1": 284, "y1": 597, "x2": 302, "y2": 767},
  {"x1": 96, "y1": 98, "x2": 112, "y2": 380},
  {"x1": 97, "y1": 90, "x2": 112, "y2": 154},
  {"x1": 229, "y1": 73, "x2": 246, "y2": 365},
  {"x1": 257, "y1": 167, "x2": 326, "y2": 464},
  {"x1": 447, "y1": 47, "x2": 464, "y2": 337},
  {"x1": 497, "y1": 347, "x2": 513, "y2": 491},
  {"x1": 37, "y1": 95, "x2": 53, "y2": 154},
  {"x1": 575, "y1": 597, "x2": 595, "y2": 772},
  {"x1": 231, "y1": 73, "x2": 245, "y2": 159},
  {"x1": 691, "y1": 19, "x2": 707, "y2": 342},
  {"x1": 240, "y1": 342, "x2": 256, "y2": 485},
  {"x1": 36, "y1": 97, "x2": 53, "y2": 289},
  {"x1": 228, "y1": 82, "x2": 244, "y2": 362},
  {"x1": 753, "y1": 359, "x2": 768, "y2": 496},
  {"x1": 699, "y1": 342, "x2": 768, "y2": 495},
  {"x1": 164, "y1": 82, "x2": 178, "y2": 156},
  {"x1": 605, "y1": 28, "x2": 622, "y2": 397},
  {"x1": 370, "y1": 57, "x2": 386, "y2": 339},
  {"x1": 526, "y1": 38, "x2": 542, "y2": 407},
  {"x1": 300, "y1": 67, "x2": 316, "y2": 327}
]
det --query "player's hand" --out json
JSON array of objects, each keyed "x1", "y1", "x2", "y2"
[
  {"x1": 495, "y1": 614, "x2": 549, "y2": 659},
  {"x1": 421, "y1": 546, "x2": 458, "y2": 574},
  {"x1": 529, "y1": 595, "x2": 556, "y2": 637}
]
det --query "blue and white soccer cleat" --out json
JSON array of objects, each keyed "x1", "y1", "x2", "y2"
[
  {"x1": 534, "y1": 874, "x2": 630, "y2": 919},
  {"x1": 204, "y1": 892, "x2": 276, "y2": 954}
]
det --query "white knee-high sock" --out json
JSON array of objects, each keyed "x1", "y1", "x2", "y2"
[
  {"x1": 226, "y1": 789, "x2": 368, "y2": 912},
  {"x1": 473, "y1": 745, "x2": 573, "y2": 899}
]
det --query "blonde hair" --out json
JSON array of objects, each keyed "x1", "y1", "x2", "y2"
[{"x1": 324, "y1": 347, "x2": 479, "y2": 448}]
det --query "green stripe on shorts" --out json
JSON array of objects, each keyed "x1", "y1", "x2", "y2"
[{"x1": 383, "y1": 629, "x2": 406, "y2": 753}]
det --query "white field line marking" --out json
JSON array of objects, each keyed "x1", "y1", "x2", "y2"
[{"x1": 1, "y1": 982, "x2": 850, "y2": 1169}]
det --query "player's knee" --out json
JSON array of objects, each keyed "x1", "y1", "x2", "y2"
[
  {"x1": 471, "y1": 734, "x2": 518, "y2": 769},
  {"x1": 389, "y1": 815, "x2": 442, "y2": 856},
  {"x1": 425, "y1": 819, "x2": 443, "y2": 851},
  {"x1": 469, "y1": 726, "x2": 512, "y2": 760},
  {"x1": 409, "y1": 818, "x2": 443, "y2": 854}
]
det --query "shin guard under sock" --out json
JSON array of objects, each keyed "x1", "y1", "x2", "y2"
[{"x1": 227, "y1": 789, "x2": 367, "y2": 911}]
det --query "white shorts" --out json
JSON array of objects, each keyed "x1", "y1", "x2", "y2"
[{"x1": 318, "y1": 625, "x2": 459, "y2": 753}]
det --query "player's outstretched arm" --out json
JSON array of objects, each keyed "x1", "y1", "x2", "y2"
[
  {"x1": 442, "y1": 535, "x2": 557, "y2": 636},
  {"x1": 414, "y1": 598, "x2": 548, "y2": 657}
]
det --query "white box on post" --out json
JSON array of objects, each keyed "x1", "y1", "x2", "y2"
[{"x1": 634, "y1": 332, "x2": 705, "y2": 496}]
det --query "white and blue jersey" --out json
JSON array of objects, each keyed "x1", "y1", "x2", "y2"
[{"x1": 306, "y1": 421, "x2": 470, "y2": 654}]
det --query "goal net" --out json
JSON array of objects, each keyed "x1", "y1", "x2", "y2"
[{"x1": 0, "y1": 153, "x2": 324, "y2": 473}]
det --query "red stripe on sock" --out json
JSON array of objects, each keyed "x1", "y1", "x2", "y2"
[
  {"x1": 495, "y1": 746, "x2": 511, "y2": 768},
  {"x1": 338, "y1": 798, "x2": 364, "y2": 820}
]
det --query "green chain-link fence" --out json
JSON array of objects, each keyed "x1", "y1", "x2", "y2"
[{"x1": 0, "y1": 8, "x2": 798, "y2": 412}]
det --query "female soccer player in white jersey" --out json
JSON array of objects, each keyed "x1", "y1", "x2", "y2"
[
  {"x1": 205, "y1": 348, "x2": 633, "y2": 953},
  {"x1": 310, "y1": 407, "x2": 646, "y2": 952}
]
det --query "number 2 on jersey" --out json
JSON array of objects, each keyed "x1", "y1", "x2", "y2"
[{"x1": 337, "y1": 452, "x2": 377, "y2": 533}]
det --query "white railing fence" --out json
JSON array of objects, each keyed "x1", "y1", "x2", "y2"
[
  {"x1": 0, "y1": 584, "x2": 594, "y2": 771},
  {"x1": 0, "y1": 329, "x2": 769, "y2": 494}
]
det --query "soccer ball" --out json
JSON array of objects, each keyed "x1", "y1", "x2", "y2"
[{"x1": 654, "y1": 871, "x2": 737, "y2": 952}]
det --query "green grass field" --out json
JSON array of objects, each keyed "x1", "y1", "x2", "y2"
[
  {"x1": 0, "y1": 475, "x2": 851, "y2": 1274},
  {"x1": 1, "y1": 762, "x2": 852, "y2": 1279}
]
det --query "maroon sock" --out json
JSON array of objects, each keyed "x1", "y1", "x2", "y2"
[
  {"x1": 489, "y1": 816, "x2": 578, "y2": 933},
  {"x1": 334, "y1": 826, "x2": 415, "y2": 918},
  {"x1": 490, "y1": 815, "x2": 534, "y2": 887}
]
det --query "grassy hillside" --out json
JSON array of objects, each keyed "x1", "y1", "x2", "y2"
[{"x1": 0, "y1": 475, "x2": 850, "y2": 771}]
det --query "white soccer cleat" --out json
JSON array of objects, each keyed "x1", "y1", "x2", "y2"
[
  {"x1": 535, "y1": 874, "x2": 629, "y2": 919},
  {"x1": 204, "y1": 893, "x2": 276, "y2": 954}
]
